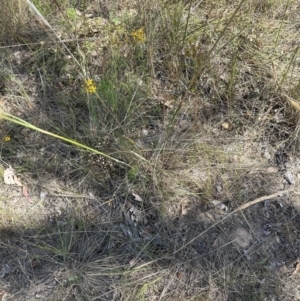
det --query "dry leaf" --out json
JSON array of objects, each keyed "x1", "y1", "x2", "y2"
[
  {"x1": 3, "y1": 166, "x2": 33, "y2": 203},
  {"x1": 75, "y1": 8, "x2": 82, "y2": 16},
  {"x1": 288, "y1": 98, "x2": 300, "y2": 112},
  {"x1": 4, "y1": 167, "x2": 22, "y2": 186},
  {"x1": 266, "y1": 167, "x2": 278, "y2": 174},
  {"x1": 132, "y1": 192, "x2": 143, "y2": 202},
  {"x1": 3, "y1": 167, "x2": 16, "y2": 185}
]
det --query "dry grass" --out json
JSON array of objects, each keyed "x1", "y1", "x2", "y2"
[{"x1": 1, "y1": 0, "x2": 300, "y2": 300}]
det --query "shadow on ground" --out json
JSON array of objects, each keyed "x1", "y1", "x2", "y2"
[{"x1": 0, "y1": 179, "x2": 300, "y2": 300}]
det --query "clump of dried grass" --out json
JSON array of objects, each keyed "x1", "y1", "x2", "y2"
[{"x1": 0, "y1": 0, "x2": 34, "y2": 45}]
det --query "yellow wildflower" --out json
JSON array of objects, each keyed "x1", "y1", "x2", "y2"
[
  {"x1": 131, "y1": 28, "x2": 146, "y2": 43},
  {"x1": 85, "y1": 79, "x2": 96, "y2": 93},
  {"x1": 3, "y1": 136, "x2": 11, "y2": 142}
]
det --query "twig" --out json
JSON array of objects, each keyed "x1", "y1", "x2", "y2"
[{"x1": 174, "y1": 188, "x2": 293, "y2": 254}]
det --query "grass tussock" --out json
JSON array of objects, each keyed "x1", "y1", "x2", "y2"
[{"x1": 1, "y1": 0, "x2": 300, "y2": 300}]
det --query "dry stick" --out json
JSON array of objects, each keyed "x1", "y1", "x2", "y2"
[{"x1": 174, "y1": 188, "x2": 293, "y2": 255}]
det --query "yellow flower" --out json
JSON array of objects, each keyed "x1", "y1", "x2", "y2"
[
  {"x1": 3, "y1": 136, "x2": 11, "y2": 142},
  {"x1": 85, "y1": 79, "x2": 96, "y2": 93},
  {"x1": 131, "y1": 28, "x2": 146, "y2": 43}
]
